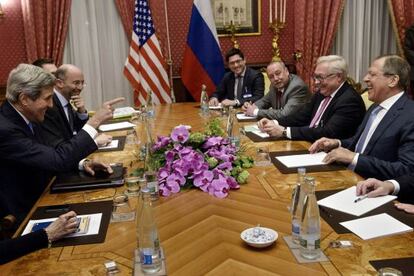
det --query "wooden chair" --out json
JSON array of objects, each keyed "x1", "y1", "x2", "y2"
[{"x1": 347, "y1": 76, "x2": 372, "y2": 109}]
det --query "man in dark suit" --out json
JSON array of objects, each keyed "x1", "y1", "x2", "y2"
[
  {"x1": 209, "y1": 48, "x2": 264, "y2": 107},
  {"x1": 32, "y1": 58, "x2": 58, "y2": 74},
  {"x1": 242, "y1": 61, "x2": 310, "y2": 120},
  {"x1": 310, "y1": 55, "x2": 414, "y2": 181},
  {"x1": 0, "y1": 64, "x2": 123, "y2": 225},
  {"x1": 258, "y1": 55, "x2": 366, "y2": 141},
  {"x1": 41, "y1": 64, "x2": 90, "y2": 147}
]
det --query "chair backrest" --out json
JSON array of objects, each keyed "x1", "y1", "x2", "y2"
[
  {"x1": 347, "y1": 76, "x2": 373, "y2": 109},
  {"x1": 262, "y1": 72, "x2": 271, "y2": 95}
]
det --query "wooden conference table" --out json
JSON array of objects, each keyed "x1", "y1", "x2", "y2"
[{"x1": 3, "y1": 103, "x2": 414, "y2": 275}]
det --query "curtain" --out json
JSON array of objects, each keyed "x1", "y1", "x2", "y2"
[
  {"x1": 294, "y1": 0, "x2": 345, "y2": 88},
  {"x1": 331, "y1": 0, "x2": 397, "y2": 83},
  {"x1": 20, "y1": 0, "x2": 71, "y2": 64},
  {"x1": 114, "y1": 0, "x2": 134, "y2": 41},
  {"x1": 63, "y1": 0, "x2": 133, "y2": 110},
  {"x1": 388, "y1": 0, "x2": 414, "y2": 56}
]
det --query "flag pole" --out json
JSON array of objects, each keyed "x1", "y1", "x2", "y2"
[{"x1": 164, "y1": 0, "x2": 175, "y2": 103}]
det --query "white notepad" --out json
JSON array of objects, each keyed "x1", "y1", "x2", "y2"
[
  {"x1": 275, "y1": 152, "x2": 327, "y2": 168},
  {"x1": 209, "y1": 104, "x2": 222, "y2": 110},
  {"x1": 113, "y1": 106, "x2": 137, "y2": 119},
  {"x1": 98, "y1": 121, "x2": 135, "y2": 132},
  {"x1": 236, "y1": 113, "x2": 257, "y2": 120},
  {"x1": 340, "y1": 213, "x2": 412, "y2": 240},
  {"x1": 98, "y1": 139, "x2": 119, "y2": 149},
  {"x1": 317, "y1": 186, "x2": 397, "y2": 216}
]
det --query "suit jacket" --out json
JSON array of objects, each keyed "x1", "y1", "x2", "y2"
[
  {"x1": 41, "y1": 94, "x2": 88, "y2": 148},
  {"x1": 394, "y1": 173, "x2": 414, "y2": 204},
  {"x1": 0, "y1": 101, "x2": 97, "y2": 224},
  {"x1": 0, "y1": 229, "x2": 47, "y2": 264},
  {"x1": 211, "y1": 67, "x2": 264, "y2": 106},
  {"x1": 254, "y1": 74, "x2": 311, "y2": 120},
  {"x1": 277, "y1": 82, "x2": 366, "y2": 141},
  {"x1": 341, "y1": 93, "x2": 414, "y2": 180}
]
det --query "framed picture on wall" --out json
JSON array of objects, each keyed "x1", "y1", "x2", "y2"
[{"x1": 211, "y1": 0, "x2": 261, "y2": 36}]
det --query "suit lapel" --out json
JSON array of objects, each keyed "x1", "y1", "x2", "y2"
[
  {"x1": 2, "y1": 101, "x2": 39, "y2": 138},
  {"x1": 363, "y1": 95, "x2": 407, "y2": 154},
  {"x1": 54, "y1": 94, "x2": 72, "y2": 134},
  {"x1": 319, "y1": 82, "x2": 349, "y2": 122},
  {"x1": 349, "y1": 104, "x2": 378, "y2": 150}
]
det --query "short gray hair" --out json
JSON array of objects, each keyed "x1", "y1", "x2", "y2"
[
  {"x1": 6, "y1": 64, "x2": 56, "y2": 103},
  {"x1": 380, "y1": 55, "x2": 411, "y2": 90},
  {"x1": 267, "y1": 60, "x2": 287, "y2": 70},
  {"x1": 316, "y1": 55, "x2": 348, "y2": 80}
]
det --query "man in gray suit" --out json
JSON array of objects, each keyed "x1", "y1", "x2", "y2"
[{"x1": 242, "y1": 61, "x2": 310, "y2": 120}]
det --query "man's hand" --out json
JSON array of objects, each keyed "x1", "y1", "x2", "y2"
[
  {"x1": 45, "y1": 211, "x2": 78, "y2": 242},
  {"x1": 70, "y1": 95, "x2": 86, "y2": 114},
  {"x1": 209, "y1": 97, "x2": 219, "y2": 106},
  {"x1": 221, "y1": 99, "x2": 236, "y2": 107},
  {"x1": 95, "y1": 133, "x2": 112, "y2": 147},
  {"x1": 244, "y1": 102, "x2": 257, "y2": 116},
  {"x1": 323, "y1": 147, "x2": 355, "y2": 164},
  {"x1": 87, "y1": 97, "x2": 125, "y2": 129},
  {"x1": 83, "y1": 159, "x2": 113, "y2": 176},
  {"x1": 395, "y1": 202, "x2": 414, "y2": 214},
  {"x1": 356, "y1": 178, "x2": 394, "y2": 197},
  {"x1": 257, "y1": 118, "x2": 283, "y2": 137},
  {"x1": 309, "y1": 137, "x2": 340, "y2": 153}
]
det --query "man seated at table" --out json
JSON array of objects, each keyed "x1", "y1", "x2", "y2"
[
  {"x1": 209, "y1": 48, "x2": 264, "y2": 107},
  {"x1": 356, "y1": 175, "x2": 414, "y2": 213},
  {"x1": 309, "y1": 55, "x2": 414, "y2": 180},
  {"x1": 32, "y1": 58, "x2": 58, "y2": 74},
  {"x1": 241, "y1": 61, "x2": 310, "y2": 119},
  {"x1": 0, "y1": 64, "x2": 124, "y2": 226},
  {"x1": 258, "y1": 55, "x2": 366, "y2": 141},
  {"x1": 41, "y1": 64, "x2": 90, "y2": 148}
]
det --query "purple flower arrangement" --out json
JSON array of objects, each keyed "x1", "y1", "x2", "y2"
[{"x1": 151, "y1": 124, "x2": 252, "y2": 198}]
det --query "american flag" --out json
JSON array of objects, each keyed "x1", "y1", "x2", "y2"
[{"x1": 124, "y1": 0, "x2": 172, "y2": 106}]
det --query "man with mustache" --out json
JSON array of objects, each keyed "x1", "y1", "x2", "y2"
[{"x1": 258, "y1": 55, "x2": 365, "y2": 141}]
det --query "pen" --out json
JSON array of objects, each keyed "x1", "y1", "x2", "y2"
[{"x1": 354, "y1": 195, "x2": 368, "y2": 203}]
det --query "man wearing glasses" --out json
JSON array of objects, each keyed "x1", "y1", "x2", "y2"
[
  {"x1": 41, "y1": 64, "x2": 91, "y2": 147},
  {"x1": 310, "y1": 55, "x2": 414, "y2": 181},
  {"x1": 258, "y1": 55, "x2": 365, "y2": 141},
  {"x1": 209, "y1": 48, "x2": 264, "y2": 107}
]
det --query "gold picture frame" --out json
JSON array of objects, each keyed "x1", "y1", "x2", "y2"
[{"x1": 211, "y1": 0, "x2": 261, "y2": 36}]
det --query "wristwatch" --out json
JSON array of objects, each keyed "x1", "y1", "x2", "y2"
[{"x1": 282, "y1": 127, "x2": 287, "y2": 138}]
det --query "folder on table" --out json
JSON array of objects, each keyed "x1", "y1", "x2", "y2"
[{"x1": 51, "y1": 164, "x2": 125, "y2": 193}]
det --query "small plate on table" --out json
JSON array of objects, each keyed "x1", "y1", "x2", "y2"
[{"x1": 240, "y1": 226, "x2": 278, "y2": 248}]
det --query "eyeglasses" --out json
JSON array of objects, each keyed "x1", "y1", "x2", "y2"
[
  {"x1": 72, "y1": 81, "x2": 86, "y2": 88},
  {"x1": 312, "y1": 73, "x2": 337, "y2": 82},
  {"x1": 228, "y1": 59, "x2": 244, "y2": 66}
]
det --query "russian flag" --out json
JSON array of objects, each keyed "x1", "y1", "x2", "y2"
[{"x1": 181, "y1": 0, "x2": 225, "y2": 101}]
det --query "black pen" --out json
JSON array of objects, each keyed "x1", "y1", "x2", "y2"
[{"x1": 354, "y1": 195, "x2": 368, "y2": 203}]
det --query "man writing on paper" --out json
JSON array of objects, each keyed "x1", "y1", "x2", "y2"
[
  {"x1": 258, "y1": 55, "x2": 366, "y2": 141},
  {"x1": 0, "y1": 64, "x2": 124, "y2": 225},
  {"x1": 309, "y1": 55, "x2": 414, "y2": 180},
  {"x1": 209, "y1": 48, "x2": 264, "y2": 107},
  {"x1": 241, "y1": 61, "x2": 310, "y2": 119}
]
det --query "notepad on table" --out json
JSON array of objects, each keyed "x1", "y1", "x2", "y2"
[
  {"x1": 98, "y1": 121, "x2": 135, "y2": 132},
  {"x1": 243, "y1": 124, "x2": 269, "y2": 138},
  {"x1": 317, "y1": 186, "x2": 397, "y2": 216},
  {"x1": 275, "y1": 152, "x2": 327, "y2": 168},
  {"x1": 98, "y1": 139, "x2": 119, "y2": 150},
  {"x1": 340, "y1": 213, "x2": 413, "y2": 240},
  {"x1": 236, "y1": 113, "x2": 257, "y2": 120},
  {"x1": 209, "y1": 104, "x2": 222, "y2": 110},
  {"x1": 113, "y1": 106, "x2": 137, "y2": 119}
]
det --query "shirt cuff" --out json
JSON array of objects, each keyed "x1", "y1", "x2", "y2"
[
  {"x1": 83, "y1": 124, "x2": 98, "y2": 139},
  {"x1": 235, "y1": 99, "x2": 240, "y2": 106},
  {"x1": 388, "y1": 179, "x2": 400, "y2": 195},
  {"x1": 286, "y1": 127, "x2": 292, "y2": 139},
  {"x1": 253, "y1": 108, "x2": 259, "y2": 116},
  {"x1": 348, "y1": 153, "x2": 359, "y2": 170},
  {"x1": 337, "y1": 139, "x2": 342, "y2": 147},
  {"x1": 78, "y1": 158, "x2": 89, "y2": 171},
  {"x1": 77, "y1": 112, "x2": 88, "y2": 120}
]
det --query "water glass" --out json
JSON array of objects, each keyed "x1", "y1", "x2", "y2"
[
  {"x1": 254, "y1": 146, "x2": 271, "y2": 166},
  {"x1": 125, "y1": 176, "x2": 140, "y2": 197},
  {"x1": 111, "y1": 194, "x2": 135, "y2": 222}
]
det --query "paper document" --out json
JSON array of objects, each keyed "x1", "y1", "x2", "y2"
[
  {"x1": 340, "y1": 213, "x2": 412, "y2": 240},
  {"x1": 244, "y1": 124, "x2": 260, "y2": 132},
  {"x1": 275, "y1": 152, "x2": 327, "y2": 168},
  {"x1": 236, "y1": 113, "x2": 257, "y2": 120},
  {"x1": 243, "y1": 124, "x2": 269, "y2": 138},
  {"x1": 317, "y1": 186, "x2": 397, "y2": 216},
  {"x1": 99, "y1": 122, "x2": 135, "y2": 132},
  {"x1": 113, "y1": 106, "x2": 137, "y2": 119},
  {"x1": 209, "y1": 104, "x2": 222, "y2": 110},
  {"x1": 22, "y1": 213, "x2": 102, "y2": 237},
  {"x1": 98, "y1": 140, "x2": 119, "y2": 150}
]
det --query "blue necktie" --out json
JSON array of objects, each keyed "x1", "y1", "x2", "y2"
[
  {"x1": 355, "y1": 105, "x2": 383, "y2": 153},
  {"x1": 27, "y1": 122, "x2": 34, "y2": 134}
]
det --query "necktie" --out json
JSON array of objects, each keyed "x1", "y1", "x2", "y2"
[
  {"x1": 236, "y1": 76, "x2": 243, "y2": 100},
  {"x1": 309, "y1": 96, "x2": 332, "y2": 128},
  {"x1": 66, "y1": 103, "x2": 75, "y2": 133},
  {"x1": 27, "y1": 122, "x2": 34, "y2": 134},
  {"x1": 354, "y1": 105, "x2": 383, "y2": 153},
  {"x1": 276, "y1": 89, "x2": 283, "y2": 109}
]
